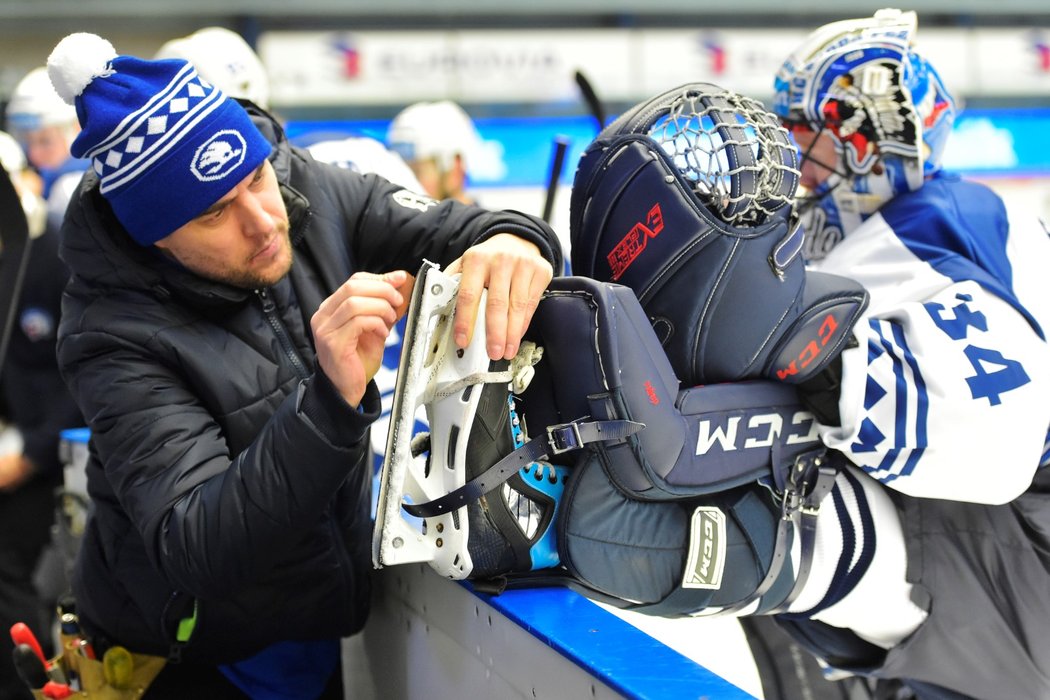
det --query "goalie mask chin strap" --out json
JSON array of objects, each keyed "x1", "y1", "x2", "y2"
[{"x1": 403, "y1": 418, "x2": 645, "y2": 518}]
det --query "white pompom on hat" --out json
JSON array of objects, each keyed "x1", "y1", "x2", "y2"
[
  {"x1": 46, "y1": 32, "x2": 118, "y2": 105},
  {"x1": 41, "y1": 32, "x2": 272, "y2": 245}
]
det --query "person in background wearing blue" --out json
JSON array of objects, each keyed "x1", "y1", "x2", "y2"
[{"x1": 44, "y1": 31, "x2": 560, "y2": 699}]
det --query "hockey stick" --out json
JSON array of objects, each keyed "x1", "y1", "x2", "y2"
[
  {"x1": 574, "y1": 69, "x2": 606, "y2": 133},
  {"x1": 0, "y1": 167, "x2": 31, "y2": 369},
  {"x1": 541, "y1": 135, "x2": 570, "y2": 223}
]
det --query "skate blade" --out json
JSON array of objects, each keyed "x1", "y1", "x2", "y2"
[{"x1": 372, "y1": 261, "x2": 488, "y2": 579}]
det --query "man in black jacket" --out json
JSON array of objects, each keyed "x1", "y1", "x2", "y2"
[{"x1": 45, "y1": 33, "x2": 561, "y2": 698}]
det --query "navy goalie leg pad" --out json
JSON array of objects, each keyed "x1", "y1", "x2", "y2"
[
  {"x1": 379, "y1": 271, "x2": 839, "y2": 608},
  {"x1": 568, "y1": 83, "x2": 868, "y2": 387},
  {"x1": 559, "y1": 452, "x2": 799, "y2": 616}
]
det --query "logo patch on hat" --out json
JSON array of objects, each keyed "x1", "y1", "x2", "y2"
[
  {"x1": 191, "y1": 129, "x2": 247, "y2": 181},
  {"x1": 682, "y1": 506, "x2": 727, "y2": 589}
]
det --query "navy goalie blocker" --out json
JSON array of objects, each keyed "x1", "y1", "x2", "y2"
[{"x1": 372, "y1": 82, "x2": 873, "y2": 618}]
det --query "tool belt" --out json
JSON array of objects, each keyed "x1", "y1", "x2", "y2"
[{"x1": 21, "y1": 630, "x2": 166, "y2": 700}]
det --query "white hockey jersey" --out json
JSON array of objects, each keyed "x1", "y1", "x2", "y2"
[{"x1": 812, "y1": 174, "x2": 1050, "y2": 504}]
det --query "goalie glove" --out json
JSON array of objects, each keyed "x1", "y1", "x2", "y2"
[{"x1": 569, "y1": 82, "x2": 868, "y2": 386}]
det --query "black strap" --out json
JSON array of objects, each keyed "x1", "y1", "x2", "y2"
[
  {"x1": 715, "y1": 449, "x2": 838, "y2": 617},
  {"x1": 402, "y1": 419, "x2": 644, "y2": 518},
  {"x1": 715, "y1": 513, "x2": 794, "y2": 617},
  {"x1": 765, "y1": 453, "x2": 840, "y2": 615}
]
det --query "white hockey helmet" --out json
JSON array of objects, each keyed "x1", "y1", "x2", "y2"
[
  {"x1": 0, "y1": 130, "x2": 27, "y2": 174},
  {"x1": 307, "y1": 135, "x2": 425, "y2": 192},
  {"x1": 772, "y1": 8, "x2": 957, "y2": 255},
  {"x1": 6, "y1": 66, "x2": 78, "y2": 134},
  {"x1": 155, "y1": 27, "x2": 270, "y2": 108},
  {"x1": 387, "y1": 100, "x2": 484, "y2": 172},
  {"x1": 0, "y1": 129, "x2": 48, "y2": 238}
]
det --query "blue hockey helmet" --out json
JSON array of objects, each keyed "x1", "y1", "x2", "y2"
[{"x1": 772, "y1": 9, "x2": 957, "y2": 256}]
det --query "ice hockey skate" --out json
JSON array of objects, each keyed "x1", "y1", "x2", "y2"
[{"x1": 372, "y1": 260, "x2": 573, "y2": 580}]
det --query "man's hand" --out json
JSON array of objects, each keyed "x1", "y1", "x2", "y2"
[
  {"x1": 445, "y1": 233, "x2": 553, "y2": 361},
  {"x1": 312, "y1": 270, "x2": 410, "y2": 407},
  {"x1": 0, "y1": 453, "x2": 33, "y2": 491}
]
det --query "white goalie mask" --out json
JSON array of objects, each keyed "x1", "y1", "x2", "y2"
[{"x1": 772, "y1": 8, "x2": 957, "y2": 259}]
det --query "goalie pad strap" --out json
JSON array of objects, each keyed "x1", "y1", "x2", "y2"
[
  {"x1": 402, "y1": 419, "x2": 645, "y2": 518},
  {"x1": 766, "y1": 455, "x2": 840, "y2": 614},
  {"x1": 717, "y1": 450, "x2": 838, "y2": 616}
]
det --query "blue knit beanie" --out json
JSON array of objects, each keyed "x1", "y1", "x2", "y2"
[{"x1": 46, "y1": 33, "x2": 273, "y2": 245}]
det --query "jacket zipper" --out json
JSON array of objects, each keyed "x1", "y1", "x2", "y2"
[
  {"x1": 255, "y1": 288, "x2": 309, "y2": 379},
  {"x1": 258, "y1": 286, "x2": 353, "y2": 622}
]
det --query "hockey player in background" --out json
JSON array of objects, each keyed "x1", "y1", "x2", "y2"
[
  {"x1": 5, "y1": 65, "x2": 90, "y2": 227},
  {"x1": 375, "y1": 11, "x2": 1050, "y2": 699},
  {"x1": 0, "y1": 130, "x2": 84, "y2": 700},
  {"x1": 386, "y1": 100, "x2": 489, "y2": 205}
]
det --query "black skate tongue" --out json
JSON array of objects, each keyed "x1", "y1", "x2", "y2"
[{"x1": 462, "y1": 360, "x2": 515, "y2": 481}]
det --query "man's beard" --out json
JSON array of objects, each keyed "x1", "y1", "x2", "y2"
[{"x1": 176, "y1": 222, "x2": 294, "y2": 290}]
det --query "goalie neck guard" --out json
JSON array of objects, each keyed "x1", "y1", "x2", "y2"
[{"x1": 569, "y1": 82, "x2": 868, "y2": 386}]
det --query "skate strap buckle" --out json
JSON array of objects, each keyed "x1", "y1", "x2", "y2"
[
  {"x1": 402, "y1": 419, "x2": 645, "y2": 519},
  {"x1": 547, "y1": 422, "x2": 583, "y2": 455}
]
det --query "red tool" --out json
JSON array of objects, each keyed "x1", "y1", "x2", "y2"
[
  {"x1": 42, "y1": 681, "x2": 74, "y2": 699},
  {"x1": 9, "y1": 622, "x2": 46, "y2": 665},
  {"x1": 10, "y1": 622, "x2": 66, "y2": 684},
  {"x1": 10, "y1": 644, "x2": 73, "y2": 697}
]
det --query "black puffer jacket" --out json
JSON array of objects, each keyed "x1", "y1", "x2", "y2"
[{"x1": 56, "y1": 108, "x2": 562, "y2": 664}]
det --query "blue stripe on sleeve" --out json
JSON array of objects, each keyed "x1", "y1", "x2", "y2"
[
  {"x1": 859, "y1": 320, "x2": 928, "y2": 483},
  {"x1": 879, "y1": 175, "x2": 1043, "y2": 338}
]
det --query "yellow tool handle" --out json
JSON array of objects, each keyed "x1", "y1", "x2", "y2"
[{"x1": 101, "y1": 646, "x2": 134, "y2": 690}]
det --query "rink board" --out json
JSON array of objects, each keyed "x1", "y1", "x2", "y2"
[{"x1": 353, "y1": 562, "x2": 758, "y2": 699}]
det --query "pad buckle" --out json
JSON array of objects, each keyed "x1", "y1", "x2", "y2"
[
  {"x1": 547, "y1": 422, "x2": 583, "y2": 455},
  {"x1": 781, "y1": 451, "x2": 837, "y2": 519}
]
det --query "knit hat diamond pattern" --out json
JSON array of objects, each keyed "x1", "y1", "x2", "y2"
[
  {"x1": 47, "y1": 33, "x2": 273, "y2": 245},
  {"x1": 89, "y1": 65, "x2": 221, "y2": 189}
]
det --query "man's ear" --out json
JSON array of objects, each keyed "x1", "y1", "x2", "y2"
[{"x1": 451, "y1": 153, "x2": 469, "y2": 186}]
